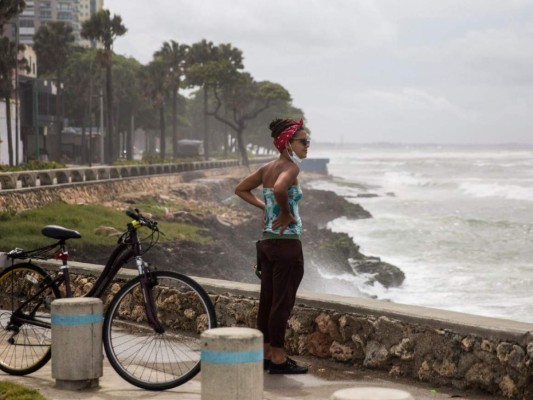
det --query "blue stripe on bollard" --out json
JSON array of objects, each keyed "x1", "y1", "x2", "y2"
[
  {"x1": 201, "y1": 349, "x2": 263, "y2": 364},
  {"x1": 51, "y1": 313, "x2": 103, "y2": 326}
]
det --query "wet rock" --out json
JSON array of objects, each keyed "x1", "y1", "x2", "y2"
[
  {"x1": 307, "y1": 331, "x2": 333, "y2": 358},
  {"x1": 500, "y1": 375, "x2": 518, "y2": 398},
  {"x1": 364, "y1": 340, "x2": 390, "y2": 368},
  {"x1": 352, "y1": 258, "x2": 405, "y2": 288},
  {"x1": 390, "y1": 338, "x2": 414, "y2": 361},
  {"x1": 330, "y1": 341, "x2": 356, "y2": 362},
  {"x1": 372, "y1": 316, "x2": 405, "y2": 348},
  {"x1": 288, "y1": 308, "x2": 319, "y2": 334},
  {"x1": 465, "y1": 363, "x2": 502, "y2": 391}
]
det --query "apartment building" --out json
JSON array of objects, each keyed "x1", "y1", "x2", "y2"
[{"x1": 3, "y1": 0, "x2": 103, "y2": 47}]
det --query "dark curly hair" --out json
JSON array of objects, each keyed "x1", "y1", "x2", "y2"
[{"x1": 269, "y1": 119, "x2": 304, "y2": 138}]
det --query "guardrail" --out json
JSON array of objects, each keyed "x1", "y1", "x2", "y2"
[{"x1": 0, "y1": 159, "x2": 247, "y2": 190}]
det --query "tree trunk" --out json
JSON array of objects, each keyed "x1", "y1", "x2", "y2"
[
  {"x1": 126, "y1": 111, "x2": 133, "y2": 161},
  {"x1": 236, "y1": 128, "x2": 249, "y2": 166},
  {"x1": 203, "y1": 86, "x2": 209, "y2": 160},
  {"x1": 56, "y1": 71, "x2": 62, "y2": 159},
  {"x1": 114, "y1": 101, "x2": 120, "y2": 158},
  {"x1": 81, "y1": 124, "x2": 86, "y2": 164},
  {"x1": 172, "y1": 85, "x2": 178, "y2": 159},
  {"x1": 105, "y1": 61, "x2": 114, "y2": 164},
  {"x1": 159, "y1": 104, "x2": 166, "y2": 160},
  {"x1": 5, "y1": 95, "x2": 13, "y2": 166}
]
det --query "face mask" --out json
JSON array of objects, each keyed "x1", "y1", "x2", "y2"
[{"x1": 287, "y1": 144, "x2": 303, "y2": 165}]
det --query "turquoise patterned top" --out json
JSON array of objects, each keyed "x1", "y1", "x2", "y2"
[{"x1": 262, "y1": 185, "x2": 303, "y2": 238}]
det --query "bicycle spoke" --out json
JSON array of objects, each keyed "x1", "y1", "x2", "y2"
[
  {"x1": 0, "y1": 264, "x2": 58, "y2": 375},
  {"x1": 103, "y1": 271, "x2": 217, "y2": 390}
]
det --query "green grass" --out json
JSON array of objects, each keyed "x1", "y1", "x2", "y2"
[
  {"x1": 0, "y1": 201, "x2": 210, "y2": 253},
  {"x1": 0, "y1": 160, "x2": 66, "y2": 172},
  {"x1": 0, "y1": 381, "x2": 46, "y2": 400}
]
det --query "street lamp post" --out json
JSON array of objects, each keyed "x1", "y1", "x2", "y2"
[
  {"x1": 33, "y1": 78, "x2": 40, "y2": 161},
  {"x1": 14, "y1": 15, "x2": 20, "y2": 165}
]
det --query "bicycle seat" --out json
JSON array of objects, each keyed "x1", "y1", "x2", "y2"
[{"x1": 42, "y1": 225, "x2": 82, "y2": 240}]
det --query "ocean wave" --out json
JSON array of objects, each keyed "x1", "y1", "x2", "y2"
[
  {"x1": 383, "y1": 171, "x2": 437, "y2": 187},
  {"x1": 459, "y1": 182, "x2": 533, "y2": 201},
  {"x1": 314, "y1": 265, "x2": 388, "y2": 299}
]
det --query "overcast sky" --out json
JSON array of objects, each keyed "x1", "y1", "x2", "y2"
[{"x1": 106, "y1": 0, "x2": 533, "y2": 144}]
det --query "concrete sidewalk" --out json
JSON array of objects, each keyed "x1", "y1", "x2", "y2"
[{"x1": 1, "y1": 355, "x2": 504, "y2": 400}]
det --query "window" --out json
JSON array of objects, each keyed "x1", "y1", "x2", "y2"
[
  {"x1": 19, "y1": 19, "x2": 34, "y2": 27},
  {"x1": 58, "y1": 11, "x2": 71, "y2": 20}
]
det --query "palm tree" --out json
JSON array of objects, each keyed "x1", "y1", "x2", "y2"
[
  {"x1": 186, "y1": 40, "x2": 220, "y2": 160},
  {"x1": 0, "y1": 0, "x2": 25, "y2": 30},
  {"x1": 0, "y1": 37, "x2": 26, "y2": 166},
  {"x1": 81, "y1": 9, "x2": 126, "y2": 164},
  {"x1": 140, "y1": 60, "x2": 167, "y2": 160},
  {"x1": 33, "y1": 21, "x2": 75, "y2": 158},
  {"x1": 154, "y1": 40, "x2": 189, "y2": 159}
]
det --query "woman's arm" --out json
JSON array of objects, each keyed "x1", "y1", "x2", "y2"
[{"x1": 235, "y1": 168, "x2": 265, "y2": 211}]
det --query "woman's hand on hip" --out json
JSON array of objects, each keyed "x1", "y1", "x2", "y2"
[{"x1": 272, "y1": 213, "x2": 296, "y2": 234}]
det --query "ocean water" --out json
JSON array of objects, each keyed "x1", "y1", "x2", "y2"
[{"x1": 306, "y1": 143, "x2": 533, "y2": 323}]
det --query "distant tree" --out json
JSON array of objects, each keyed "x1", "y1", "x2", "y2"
[
  {"x1": 0, "y1": 37, "x2": 26, "y2": 165},
  {"x1": 33, "y1": 21, "x2": 75, "y2": 158},
  {"x1": 0, "y1": 0, "x2": 25, "y2": 30},
  {"x1": 187, "y1": 40, "x2": 243, "y2": 159},
  {"x1": 245, "y1": 103, "x2": 306, "y2": 153},
  {"x1": 62, "y1": 48, "x2": 103, "y2": 163},
  {"x1": 154, "y1": 40, "x2": 189, "y2": 159},
  {"x1": 140, "y1": 60, "x2": 168, "y2": 160},
  {"x1": 187, "y1": 40, "x2": 217, "y2": 159},
  {"x1": 209, "y1": 71, "x2": 291, "y2": 166},
  {"x1": 81, "y1": 9, "x2": 126, "y2": 163},
  {"x1": 112, "y1": 54, "x2": 144, "y2": 160}
]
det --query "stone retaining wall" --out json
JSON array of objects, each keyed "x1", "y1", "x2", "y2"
[
  {"x1": 37, "y1": 262, "x2": 533, "y2": 399},
  {"x1": 0, "y1": 159, "x2": 241, "y2": 190},
  {"x1": 0, "y1": 164, "x2": 251, "y2": 213}
]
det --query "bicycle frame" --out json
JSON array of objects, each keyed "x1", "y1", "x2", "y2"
[
  {"x1": 8, "y1": 217, "x2": 161, "y2": 333},
  {"x1": 8, "y1": 272, "x2": 63, "y2": 331}
]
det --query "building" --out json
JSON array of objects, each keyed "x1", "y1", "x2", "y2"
[
  {"x1": 77, "y1": 0, "x2": 103, "y2": 47},
  {"x1": 3, "y1": 0, "x2": 103, "y2": 47},
  {"x1": 0, "y1": 1, "x2": 105, "y2": 165},
  {"x1": 0, "y1": 47, "x2": 37, "y2": 165}
]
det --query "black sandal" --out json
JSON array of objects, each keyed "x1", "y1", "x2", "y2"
[{"x1": 268, "y1": 357, "x2": 308, "y2": 374}]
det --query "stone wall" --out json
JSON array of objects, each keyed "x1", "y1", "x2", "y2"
[
  {"x1": 40, "y1": 262, "x2": 533, "y2": 399},
  {"x1": 0, "y1": 165, "x2": 250, "y2": 213}
]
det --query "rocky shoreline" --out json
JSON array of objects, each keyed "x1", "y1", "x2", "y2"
[
  {"x1": 0, "y1": 165, "x2": 405, "y2": 296},
  {"x1": 72, "y1": 169, "x2": 405, "y2": 296}
]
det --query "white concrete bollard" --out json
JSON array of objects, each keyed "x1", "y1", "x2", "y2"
[
  {"x1": 51, "y1": 297, "x2": 103, "y2": 390},
  {"x1": 331, "y1": 387, "x2": 415, "y2": 400},
  {"x1": 201, "y1": 327, "x2": 263, "y2": 400}
]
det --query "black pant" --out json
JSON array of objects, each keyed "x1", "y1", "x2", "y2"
[{"x1": 257, "y1": 239, "x2": 304, "y2": 347}]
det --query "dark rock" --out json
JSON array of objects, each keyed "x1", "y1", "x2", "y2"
[
  {"x1": 72, "y1": 173, "x2": 406, "y2": 293},
  {"x1": 352, "y1": 259, "x2": 406, "y2": 288}
]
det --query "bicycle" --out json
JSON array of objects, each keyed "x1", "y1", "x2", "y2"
[{"x1": 0, "y1": 209, "x2": 217, "y2": 390}]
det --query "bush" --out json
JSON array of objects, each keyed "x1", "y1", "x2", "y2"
[{"x1": 0, "y1": 160, "x2": 66, "y2": 172}]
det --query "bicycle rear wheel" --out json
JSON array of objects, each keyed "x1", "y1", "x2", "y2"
[
  {"x1": 103, "y1": 270, "x2": 217, "y2": 391},
  {"x1": 0, "y1": 263, "x2": 60, "y2": 375}
]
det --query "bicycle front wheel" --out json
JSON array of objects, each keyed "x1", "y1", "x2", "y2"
[
  {"x1": 103, "y1": 271, "x2": 217, "y2": 391},
  {"x1": 0, "y1": 263, "x2": 60, "y2": 375}
]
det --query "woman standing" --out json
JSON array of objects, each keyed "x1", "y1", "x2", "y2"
[{"x1": 235, "y1": 118, "x2": 310, "y2": 374}]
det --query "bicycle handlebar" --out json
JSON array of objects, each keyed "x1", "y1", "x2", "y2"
[{"x1": 126, "y1": 209, "x2": 159, "y2": 232}]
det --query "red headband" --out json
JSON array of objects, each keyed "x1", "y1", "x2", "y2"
[{"x1": 273, "y1": 118, "x2": 304, "y2": 152}]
